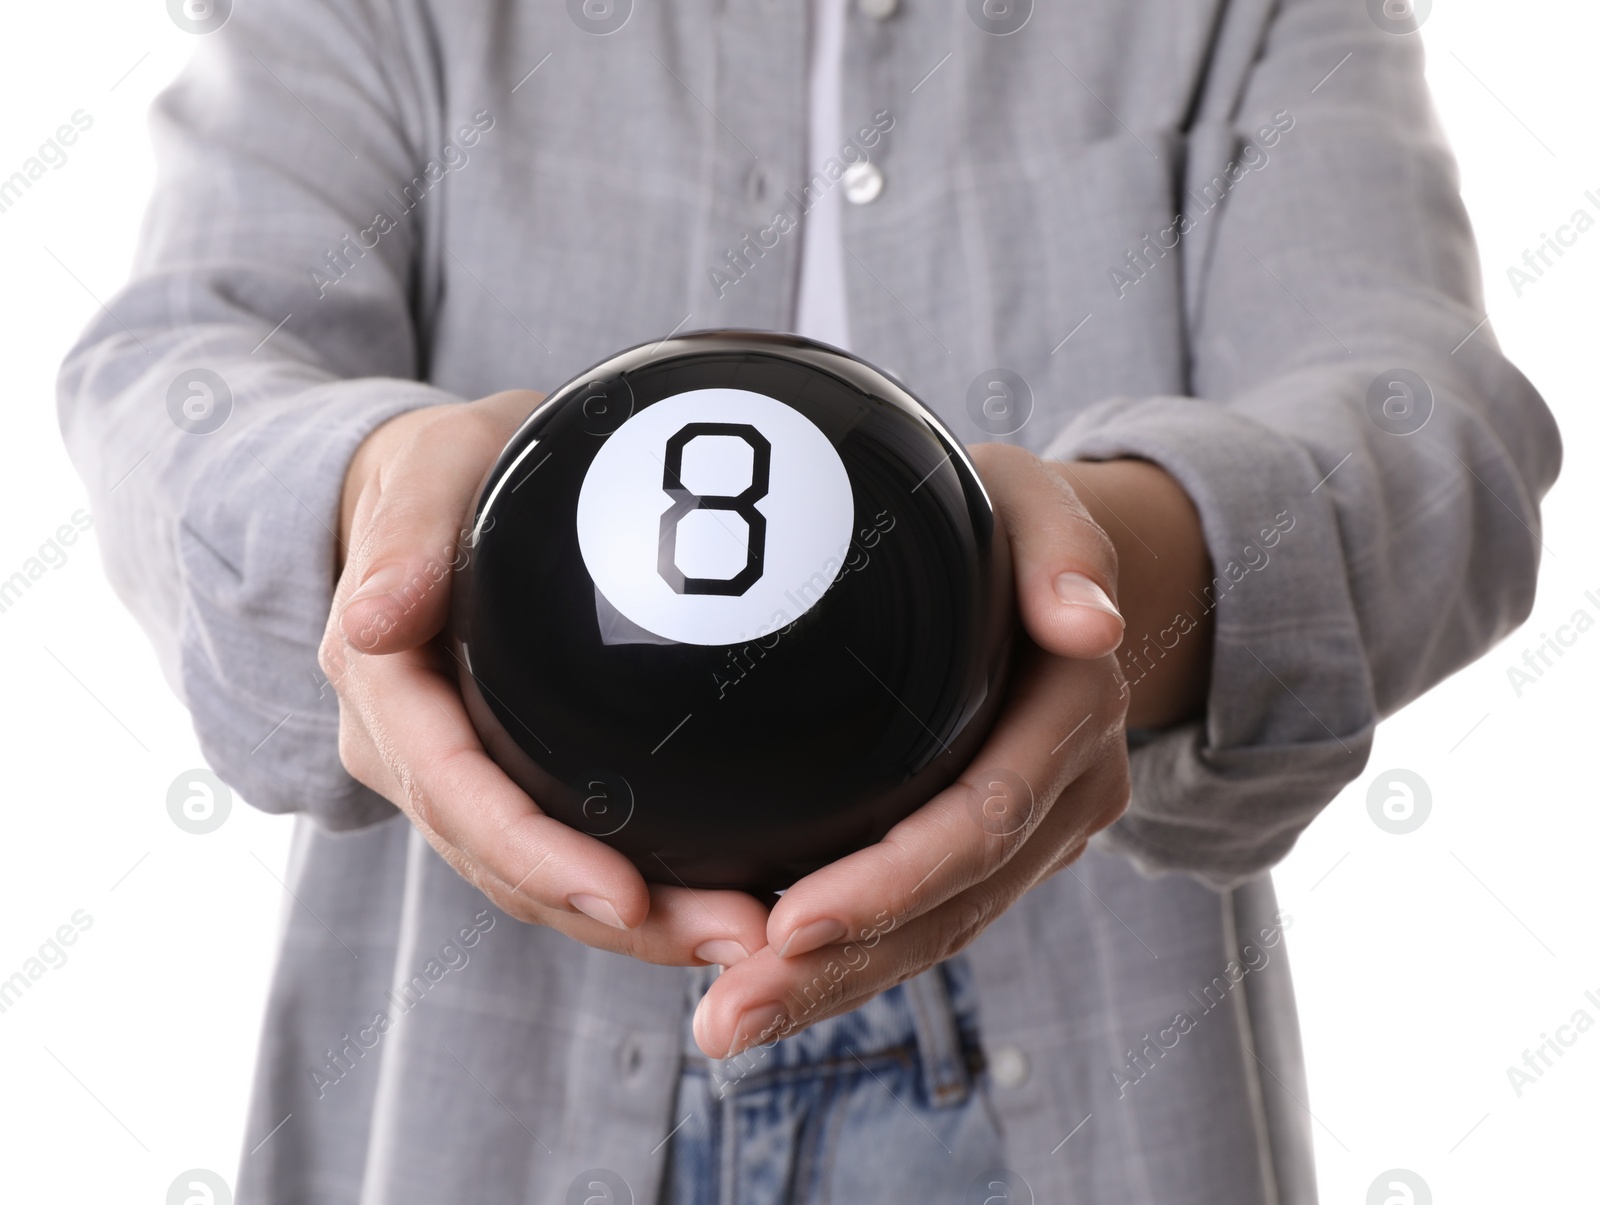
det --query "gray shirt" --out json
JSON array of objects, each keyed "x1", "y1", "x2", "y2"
[{"x1": 56, "y1": 1, "x2": 1560, "y2": 1202}]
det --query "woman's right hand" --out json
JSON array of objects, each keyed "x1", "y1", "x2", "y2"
[{"x1": 317, "y1": 389, "x2": 770, "y2": 969}]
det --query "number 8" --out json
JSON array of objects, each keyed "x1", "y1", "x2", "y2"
[{"x1": 658, "y1": 423, "x2": 770, "y2": 596}]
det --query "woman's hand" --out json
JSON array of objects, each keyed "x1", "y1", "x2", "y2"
[
  {"x1": 317, "y1": 390, "x2": 771, "y2": 968},
  {"x1": 692, "y1": 443, "x2": 1213, "y2": 1059}
]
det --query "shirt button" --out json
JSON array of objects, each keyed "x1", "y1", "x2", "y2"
[
  {"x1": 859, "y1": 0, "x2": 898, "y2": 18},
  {"x1": 745, "y1": 165, "x2": 769, "y2": 207},
  {"x1": 616, "y1": 1033, "x2": 645, "y2": 1079},
  {"x1": 988, "y1": 1044, "x2": 1030, "y2": 1089},
  {"x1": 843, "y1": 161, "x2": 885, "y2": 205}
]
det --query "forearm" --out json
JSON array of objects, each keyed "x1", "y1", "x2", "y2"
[{"x1": 1052, "y1": 459, "x2": 1213, "y2": 730}]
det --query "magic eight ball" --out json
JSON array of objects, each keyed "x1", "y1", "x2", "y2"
[{"x1": 450, "y1": 331, "x2": 1012, "y2": 893}]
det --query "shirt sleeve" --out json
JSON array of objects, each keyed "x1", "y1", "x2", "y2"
[
  {"x1": 56, "y1": 0, "x2": 460, "y2": 829},
  {"x1": 1043, "y1": 0, "x2": 1562, "y2": 888}
]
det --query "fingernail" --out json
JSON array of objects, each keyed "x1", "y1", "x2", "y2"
[
  {"x1": 693, "y1": 939, "x2": 750, "y2": 967},
  {"x1": 777, "y1": 918, "x2": 846, "y2": 959},
  {"x1": 1054, "y1": 572, "x2": 1123, "y2": 622},
  {"x1": 346, "y1": 563, "x2": 409, "y2": 606},
  {"x1": 726, "y1": 1002, "x2": 789, "y2": 1058},
  {"x1": 692, "y1": 995, "x2": 713, "y2": 1053},
  {"x1": 568, "y1": 893, "x2": 628, "y2": 930}
]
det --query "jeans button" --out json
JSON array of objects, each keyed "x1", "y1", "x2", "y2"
[{"x1": 988, "y1": 1043, "x2": 1030, "y2": 1088}]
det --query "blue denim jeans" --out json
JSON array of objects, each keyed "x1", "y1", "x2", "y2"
[{"x1": 660, "y1": 954, "x2": 1006, "y2": 1204}]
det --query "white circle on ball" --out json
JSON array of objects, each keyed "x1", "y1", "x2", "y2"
[{"x1": 576, "y1": 388, "x2": 855, "y2": 646}]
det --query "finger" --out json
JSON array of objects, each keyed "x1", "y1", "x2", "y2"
[
  {"x1": 698, "y1": 761, "x2": 1129, "y2": 1057},
  {"x1": 511, "y1": 882, "x2": 773, "y2": 968},
  {"x1": 766, "y1": 649, "x2": 1126, "y2": 960},
  {"x1": 337, "y1": 636, "x2": 662, "y2": 927},
  {"x1": 968, "y1": 442, "x2": 1123, "y2": 660},
  {"x1": 338, "y1": 645, "x2": 773, "y2": 961},
  {"x1": 338, "y1": 391, "x2": 542, "y2": 654}
]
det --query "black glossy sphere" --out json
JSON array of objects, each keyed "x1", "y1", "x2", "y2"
[{"x1": 451, "y1": 331, "x2": 1012, "y2": 893}]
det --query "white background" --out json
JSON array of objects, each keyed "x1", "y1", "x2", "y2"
[{"x1": 0, "y1": 3, "x2": 1594, "y2": 1201}]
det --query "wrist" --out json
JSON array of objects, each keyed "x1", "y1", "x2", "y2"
[
  {"x1": 338, "y1": 409, "x2": 419, "y2": 573},
  {"x1": 336, "y1": 389, "x2": 545, "y2": 577},
  {"x1": 1051, "y1": 458, "x2": 1213, "y2": 729}
]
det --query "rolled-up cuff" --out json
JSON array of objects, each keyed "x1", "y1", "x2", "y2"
[
  {"x1": 1045, "y1": 395, "x2": 1376, "y2": 885},
  {"x1": 177, "y1": 378, "x2": 462, "y2": 830}
]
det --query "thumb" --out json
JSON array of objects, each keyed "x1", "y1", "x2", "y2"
[
  {"x1": 339, "y1": 391, "x2": 540, "y2": 654},
  {"x1": 969, "y1": 443, "x2": 1123, "y2": 660}
]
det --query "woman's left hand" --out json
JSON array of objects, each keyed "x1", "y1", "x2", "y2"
[{"x1": 692, "y1": 442, "x2": 1144, "y2": 1059}]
